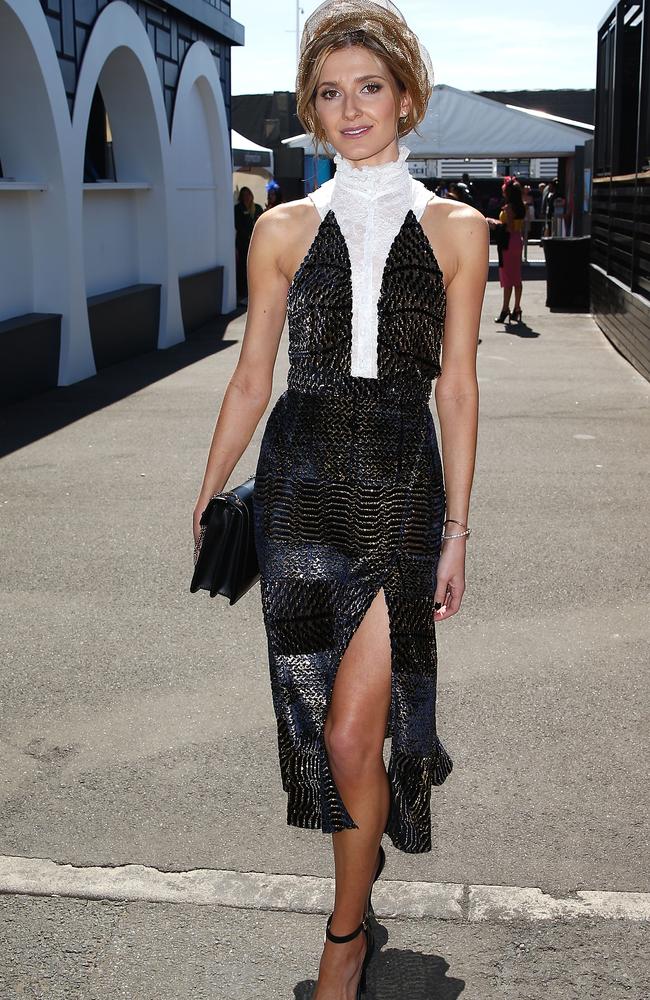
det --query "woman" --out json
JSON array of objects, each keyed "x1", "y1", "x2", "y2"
[
  {"x1": 233, "y1": 186, "x2": 263, "y2": 304},
  {"x1": 193, "y1": 1, "x2": 488, "y2": 995},
  {"x1": 264, "y1": 179, "x2": 283, "y2": 210},
  {"x1": 487, "y1": 176, "x2": 526, "y2": 324}
]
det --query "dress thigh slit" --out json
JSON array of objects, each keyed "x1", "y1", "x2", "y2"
[
  {"x1": 260, "y1": 560, "x2": 397, "y2": 838},
  {"x1": 320, "y1": 578, "x2": 395, "y2": 832}
]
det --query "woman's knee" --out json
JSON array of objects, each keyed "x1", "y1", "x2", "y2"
[{"x1": 323, "y1": 718, "x2": 383, "y2": 777}]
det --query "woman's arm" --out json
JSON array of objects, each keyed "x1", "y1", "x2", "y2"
[
  {"x1": 192, "y1": 208, "x2": 289, "y2": 542},
  {"x1": 433, "y1": 207, "x2": 489, "y2": 620}
]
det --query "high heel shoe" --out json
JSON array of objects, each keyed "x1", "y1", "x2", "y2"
[
  {"x1": 511, "y1": 306, "x2": 522, "y2": 323},
  {"x1": 494, "y1": 307, "x2": 511, "y2": 323},
  {"x1": 324, "y1": 912, "x2": 375, "y2": 999},
  {"x1": 366, "y1": 843, "x2": 386, "y2": 919}
]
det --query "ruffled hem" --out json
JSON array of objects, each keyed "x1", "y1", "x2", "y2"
[
  {"x1": 384, "y1": 740, "x2": 454, "y2": 853},
  {"x1": 277, "y1": 719, "x2": 453, "y2": 854}
]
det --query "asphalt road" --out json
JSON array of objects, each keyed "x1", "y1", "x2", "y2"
[{"x1": 1, "y1": 266, "x2": 648, "y2": 998}]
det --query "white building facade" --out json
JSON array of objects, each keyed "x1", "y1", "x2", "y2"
[{"x1": 0, "y1": 0, "x2": 243, "y2": 403}]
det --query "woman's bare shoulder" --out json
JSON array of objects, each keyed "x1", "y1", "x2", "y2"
[
  {"x1": 428, "y1": 196, "x2": 488, "y2": 245},
  {"x1": 253, "y1": 199, "x2": 323, "y2": 282},
  {"x1": 254, "y1": 199, "x2": 320, "y2": 243},
  {"x1": 422, "y1": 194, "x2": 486, "y2": 227},
  {"x1": 420, "y1": 196, "x2": 488, "y2": 286}
]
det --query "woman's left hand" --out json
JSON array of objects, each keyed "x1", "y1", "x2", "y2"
[{"x1": 433, "y1": 541, "x2": 466, "y2": 620}]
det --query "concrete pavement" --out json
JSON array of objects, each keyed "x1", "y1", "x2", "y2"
[
  {"x1": 2, "y1": 895, "x2": 649, "y2": 999},
  {"x1": 0, "y1": 263, "x2": 648, "y2": 998}
]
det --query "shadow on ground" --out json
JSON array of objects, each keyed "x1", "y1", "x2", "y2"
[
  {"x1": 293, "y1": 923, "x2": 465, "y2": 998},
  {"x1": 502, "y1": 319, "x2": 540, "y2": 338},
  {"x1": 0, "y1": 311, "x2": 245, "y2": 458}
]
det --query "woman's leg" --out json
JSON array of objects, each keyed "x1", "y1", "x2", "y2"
[
  {"x1": 314, "y1": 586, "x2": 392, "y2": 999},
  {"x1": 499, "y1": 282, "x2": 512, "y2": 311},
  {"x1": 513, "y1": 281, "x2": 523, "y2": 310}
]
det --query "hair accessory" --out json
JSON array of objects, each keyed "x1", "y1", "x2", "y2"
[{"x1": 300, "y1": 0, "x2": 434, "y2": 86}]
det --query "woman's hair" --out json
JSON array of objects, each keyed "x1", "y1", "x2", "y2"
[
  {"x1": 296, "y1": 1, "x2": 433, "y2": 151},
  {"x1": 503, "y1": 179, "x2": 526, "y2": 219},
  {"x1": 237, "y1": 186, "x2": 253, "y2": 204}
]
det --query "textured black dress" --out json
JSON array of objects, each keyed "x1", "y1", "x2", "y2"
[{"x1": 252, "y1": 147, "x2": 453, "y2": 854}]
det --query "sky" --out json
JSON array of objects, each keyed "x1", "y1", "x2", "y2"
[{"x1": 230, "y1": 0, "x2": 604, "y2": 97}]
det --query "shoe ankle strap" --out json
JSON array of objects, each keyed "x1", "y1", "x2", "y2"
[{"x1": 325, "y1": 913, "x2": 367, "y2": 943}]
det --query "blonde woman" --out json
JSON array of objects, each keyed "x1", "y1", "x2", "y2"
[{"x1": 193, "y1": 1, "x2": 488, "y2": 995}]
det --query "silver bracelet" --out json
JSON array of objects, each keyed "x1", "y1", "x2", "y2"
[
  {"x1": 441, "y1": 527, "x2": 471, "y2": 539},
  {"x1": 444, "y1": 518, "x2": 468, "y2": 529}
]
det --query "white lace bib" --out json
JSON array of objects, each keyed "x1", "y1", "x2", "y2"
[{"x1": 308, "y1": 143, "x2": 434, "y2": 379}]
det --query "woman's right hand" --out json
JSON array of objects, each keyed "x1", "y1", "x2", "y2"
[
  {"x1": 193, "y1": 490, "x2": 220, "y2": 545},
  {"x1": 193, "y1": 503, "x2": 204, "y2": 547}
]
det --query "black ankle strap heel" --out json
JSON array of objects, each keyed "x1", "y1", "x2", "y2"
[
  {"x1": 324, "y1": 913, "x2": 375, "y2": 998},
  {"x1": 325, "y1": 912, "x2": 367, "y2": 943}
]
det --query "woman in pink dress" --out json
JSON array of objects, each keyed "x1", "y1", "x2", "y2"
[{"x1": 487, "y1": 177, "x2": 526, "y2": 324}]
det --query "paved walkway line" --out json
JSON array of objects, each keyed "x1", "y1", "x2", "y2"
[{"x1": 0, "y1": 855, "x2": 648, "y2": 922}]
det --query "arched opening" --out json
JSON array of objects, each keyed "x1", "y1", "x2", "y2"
[
  {"x1": 172, "y1": 42, "x2": 237, "y2": 326},
  {"x1": 0, "y1": 0, "x2": 71, "y2": 401},
  {"x1": 173, "y1": 77, "x2": 223, "y2": 333},
  {"x1": 79, "y1": 45, "x2": 168, "y2": 367}
]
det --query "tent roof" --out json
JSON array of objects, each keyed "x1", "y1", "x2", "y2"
[
  {"x1": 231, "y1": 129, "x2": 272, "y2": 153},
  {"x1": 476, "y1": 88, "x2": 595, "y2": 126},
  {"x1": 282, "y1": 84, "x2": 591, "y2": 159},
  {"x1": 231, "y1": 128, "x2": 273, "y2": 172},
  {"x1": 503, "y1": 103, "x2": 594, "y2": 133}
]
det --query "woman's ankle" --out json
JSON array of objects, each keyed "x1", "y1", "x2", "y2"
[{"x1": 327, "y1": 910, "x2": 366, "y2": 937}]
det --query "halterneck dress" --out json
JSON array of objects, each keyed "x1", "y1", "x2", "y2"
[{"x1": 252, "y1": 143, "x2": 453, "y2": 854}]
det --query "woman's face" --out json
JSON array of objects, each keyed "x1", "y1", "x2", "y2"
[
  {"x1": 241, "y1": 188, "x2": 253, "y2": 209},
  {"x1": 313, "y1": 44, "x2": 411, "y2": 167}
]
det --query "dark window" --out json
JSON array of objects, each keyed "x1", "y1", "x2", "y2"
[
  {"x1": 595, "y1": 12, "x2": 615, "y2": 174},
  {"x1": 595, "y1": 1, "x2": 645, "y2": 176},
  {"x1": 620, "y1": 3, "x2": 643, "y2": 173},
  {"x1": 84, "y1": 86, "x2": 116, "y2": 182},
  {"x1": 640, "y1": 3, "x2": 650, "y2": 171}
]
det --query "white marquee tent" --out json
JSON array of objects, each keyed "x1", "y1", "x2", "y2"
[
  {"x1": 231, "y1": 128, "x2": 274, "y2": 172},
  {"x1": 282, "y1": 84, "x2": 591, "y2": 160}
]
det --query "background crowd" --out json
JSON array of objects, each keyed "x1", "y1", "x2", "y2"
[{"x1": 234, "y1": 170, "x2": 563, "y2": 313}]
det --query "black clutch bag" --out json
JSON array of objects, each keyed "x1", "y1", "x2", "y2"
[
  {"x1": 190, "y1": 475, "x2": 260, "y2": 604},
  {"x1": 494, "y1": 222, "x2": 510, "y2": 249},
  {"x1": 494, "y1": 221, "x2": 510, "y2": 268}
]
